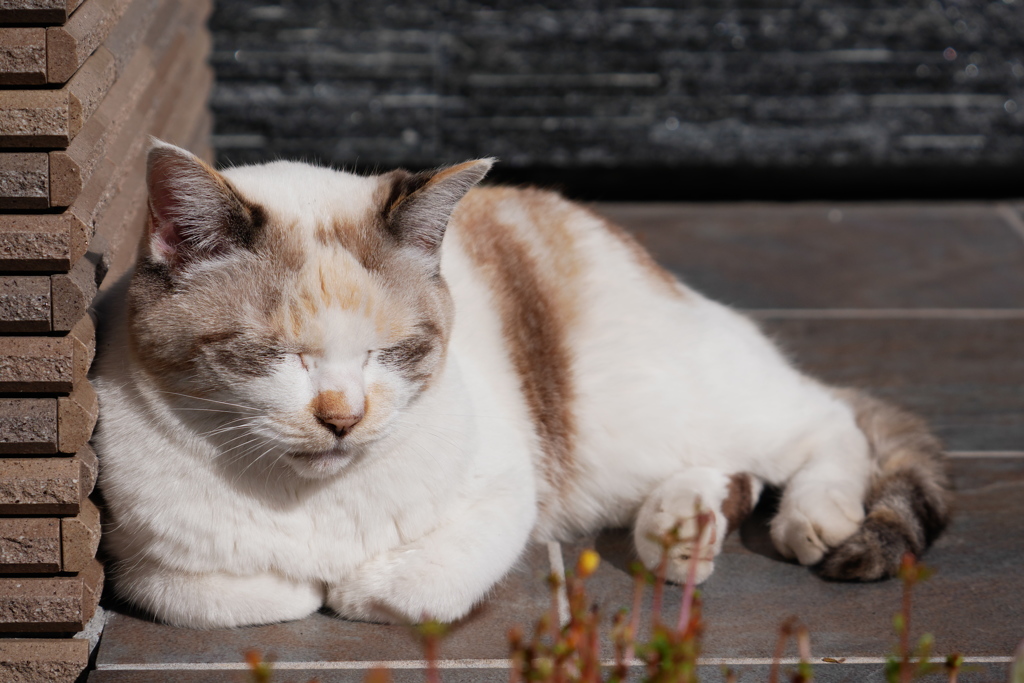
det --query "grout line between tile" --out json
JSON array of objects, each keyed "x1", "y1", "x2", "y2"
[
  {"x1": 996, "y1": 203, "x2": 1024, "y2": 245},
  {"x1": 948, "y1": 451, "x2": 1024, "y2": 458},
  {"x1": 96, "y1": 661, "x2": 511, "y2": 671},
  {"x1": 746, "y1": 309, "x2": 1024, "y2": 319},
  {"x1": 547, "y1": 540, "x2": 570, "y2": 627},
  {"x1": 698, "y1": 656, "x2": 1015, "y2": 666},
  {"x1": 95, "y1": 656, "x2": 1015, "y2": 671}
]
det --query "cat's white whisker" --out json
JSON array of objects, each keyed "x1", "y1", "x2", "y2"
[
  {"x1": 214, "y1": 431, "x2": 265, "y2": 451},
  {"x1": 156, "y1": 391, "x2": 262, "y2": 413},
  {"x1": 233, "y1": 442, "x2": 282, "y2": 484}
]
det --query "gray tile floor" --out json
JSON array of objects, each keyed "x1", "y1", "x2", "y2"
[{"x1": 87, "y1": 202, "x2": 1024, "y2": 682}]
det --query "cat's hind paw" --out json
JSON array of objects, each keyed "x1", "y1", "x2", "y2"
[{"x1": 770, "y1": 485, "x2": 865, "y2": 566}]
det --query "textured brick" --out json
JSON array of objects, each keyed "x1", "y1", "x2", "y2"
[
  {"x1": 0, "y1": 336, "x2": 74, "y2": 394},
  {"x1": 93, "y1": 156, "x2": 146, "y2": 285},
  {"x1": 0, "y1": 639, "x2": 89, "y2": 683},
  {"x1": 0, "y1": 29, "x2": 47, "y2": 86},
  {"x1": 0, "y1": 211, "x2": 90, "y2": 272},
  {"x1": 51, "y1": 238, "x2": 108, "y2": 332},
  {"x1": 89, "y1": 35, "x2": 210, "y2": 279},
  {"x1": 70, "y1": 312, "x2": 97, "y2": 385},
  {"x1": 103, "y1": 0, "x2": 167, "y2": 72},
  {"x1": 0, "y1": 1, "x2": 65, "y2": 24},
  {"x1": 0, "y1": 559, "x2": 103, "y2": 632},
  {"x1": 0, "y1": 153, "x2": 49, "y2": 211},
  {"x1": 0, "y1": 458, "x2": 80, "y2": 516},
  {"x1": 65, "y1": 43, "x2": 118, "y2": 139},
  {"x1": 85, "y1": 149, "x2": 133, "y2": 240},
  {"x1": 0, "y1": 90, "x2": 71, "y2": 148},
  {"x1": 46, "y1": 0, "x2": 133, "y2": 84},
  {"x1": 70, "y1": 144, "x2": 136, "y2": 252},
  {"x1": 0, "y1": 45, "x2": 115, "y2": 149},
  {"x1": 77, "y1": 443, "x2": 97, "y2": 494},
  {"x1": 0, "y1": 450, "x2": 95, "y2": 510},
  {"x1": 48, "y1": 44, "x2": 152, "y2": 208},
  {"x1": 0, "y1": 399, "x2": 56, "y2": 455},
  {"x1": 85, "y1": 5, "x2": 211, "y2": 224},
  {"x1": 0, "y1": 241, "x2": 105, "y2": 331},
  {"x1": 10, "y1": 0, "x2": 203, "y2": 210},
  {"x1": 50, "y1": 14, "x2": 190, "y2": 206},
  {"x1": 0, "y1": 518, "x2": 60, "y2": 573},
  {"x1": 95, "y1": 34, "x2": 212, "y2": 282},
  {"x1": 158, "y1": 45, "x2": 212, "y2": 146},
  {"x1": 0, "y1": 277, "x2": 50, "y2": 334},
  {"x1": 57, "y1": 381, "x2": 98, "y2": 454},
  {"x1": 61, "y1": 498, "x2": 100, "y2": 572},
  {"x1": 47, "y1": 151, "x2": 80, "y2": 208},
  {"x1": 0, "y1": 0, "x2": 84, "y2": 24}
]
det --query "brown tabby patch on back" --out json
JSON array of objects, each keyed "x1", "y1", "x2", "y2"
[{"x1": 453, "y1": 187, "x2": 579, "y2": 498}]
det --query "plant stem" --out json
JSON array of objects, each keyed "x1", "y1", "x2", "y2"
[
  {"x1": 677, "y1": 513, "x2": 709, "y2": 633},
  {"x1": 901, "y1": 558, "x2": 913, "y2": 683}
]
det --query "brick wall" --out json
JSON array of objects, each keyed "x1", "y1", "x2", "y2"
[
  {"x1": 208, "y1": 0, "x2": 1024, "y2": 197},
  {"x1": 0, "y1": 0, "x2": 213, "y2": 679}
]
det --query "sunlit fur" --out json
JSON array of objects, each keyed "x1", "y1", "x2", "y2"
[{"x1": 92, "y1": 142, "x2": 950, "y2": 629}]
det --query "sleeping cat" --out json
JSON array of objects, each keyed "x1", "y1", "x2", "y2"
[{"x1": 92, "y1": 140, "x2": 952, "y2": 628}]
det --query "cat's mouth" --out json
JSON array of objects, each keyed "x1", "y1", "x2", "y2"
[
  {"x1": 290, "y1": 449, "x2": 351, "y2": 462},
  {"x1": 286, "y1": 448, "x2": 357, "y2": 477}
]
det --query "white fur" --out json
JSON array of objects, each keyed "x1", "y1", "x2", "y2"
[{"x1": 94, "y1": 159, "x2": 873, "y2": 628}]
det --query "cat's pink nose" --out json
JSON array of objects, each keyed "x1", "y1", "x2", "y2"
[
  {"x1": 319, "y1": 412, "x2": 363, "y2": 436},
  {"x1": 310, "y1": 391, "x2": 364, "y2": 436}
]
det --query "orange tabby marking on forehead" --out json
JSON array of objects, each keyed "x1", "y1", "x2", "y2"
[
  {"x1": 311, "y1": 214, "x2": 390, "y2": 275},
  {"x1": 454, "y1": 187, "x2": 580, "y2": 501},
  {"x1": 273, "y1": 250, "x2": 404, "y2": 342}
]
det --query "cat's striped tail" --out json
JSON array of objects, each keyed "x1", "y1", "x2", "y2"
[{"x1": 817, "y1": 389, "x2": 953, "y2": 581}]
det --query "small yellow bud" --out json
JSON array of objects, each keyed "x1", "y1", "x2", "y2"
[{"x1": 577, "y1": 549, "x2": 600, "y2": 578}]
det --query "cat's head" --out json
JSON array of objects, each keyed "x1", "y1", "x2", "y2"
[{"x1": 127, "y1": 140, "x2": 492, "y2": 478}]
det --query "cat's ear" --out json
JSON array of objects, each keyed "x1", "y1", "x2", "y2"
[
  {"x1": 385, "y1": 158, "x2": 495, "y2": 255},
  {"x1": 145, "y1": 139, "x2": 264, "y2": 269}
]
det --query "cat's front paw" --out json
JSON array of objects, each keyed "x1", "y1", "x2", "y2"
[
  {"x1": 327, "y1": 550, "x2": 476, "y2": 624},
  {"x1": 771, "y1": 486, "x2": 865, "y2": 566},
  {"x1": 634, "y1": 473, "x2": 728, "y2": 585}
]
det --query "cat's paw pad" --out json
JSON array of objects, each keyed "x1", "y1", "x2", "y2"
[
  {"x1": 634, "y1": 481, "x2": 726, "y2": 585},
  {"x1": 771, "y1": 487, "x2": 864, "y2": 566}
]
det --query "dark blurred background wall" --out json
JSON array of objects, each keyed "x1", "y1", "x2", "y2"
[{"x1": 208, "y1": 1, "x2": 1024, "y2": 199}]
